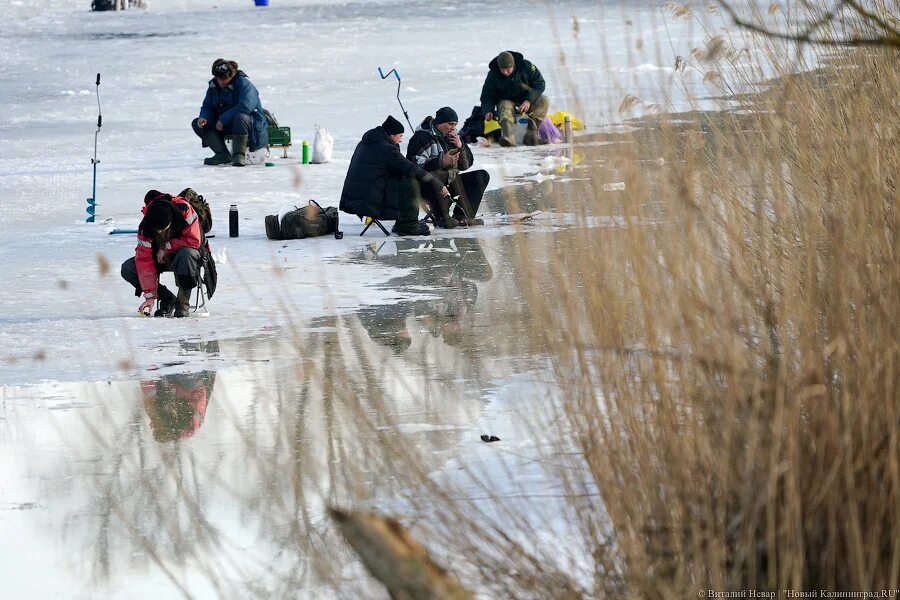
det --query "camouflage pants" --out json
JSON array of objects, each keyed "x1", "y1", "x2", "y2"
[{"x1": 498, "y1": 95, "x2": 550, "y2": 146}]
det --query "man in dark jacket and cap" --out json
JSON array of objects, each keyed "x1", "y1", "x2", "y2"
[
  {"x1": 340, "y1": 116, "x2": 450, "y2": 236},
  {"x1": 480, "y1": 51, "x2": 549, "y2": 147},
  {"x1": 191, "y1": 58, "x2": 268, "y2": 167},
  {"x1": 406, "y1": 106, "x2": 489, "y2": 228}
]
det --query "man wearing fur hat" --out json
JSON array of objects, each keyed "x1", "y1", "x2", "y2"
[
  {"x1": 340, "y1": 116, "x2": 450, "y2": 236},
  {"x1": 406, "y1": 106, "x2": 489, "y2": 228},
  {"x1": 480, "y1": 50, "x2": 549, "y2": 147},
  {"x1": 120, "y1": 191, "x2": 203, "y2": 318},
  {"x1": 191, "y1": 58, "x2": 268, "y2": 167}
]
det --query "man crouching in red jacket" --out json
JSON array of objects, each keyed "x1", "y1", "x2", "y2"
[{"x1": 121, "y1": 190, "x2": 202, "y2": 318}]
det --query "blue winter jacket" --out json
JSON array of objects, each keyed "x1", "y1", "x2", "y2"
[{"x1": 199, "y1": 71, "x2": 268, "y2": 151}]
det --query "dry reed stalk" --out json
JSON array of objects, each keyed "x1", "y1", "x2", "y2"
[
  {"x1": 330, "y1": 508, "x2": 473, "y2": 600},
  {"x1": 509, "y1": 43, "x2": 899, "y2": 595}
]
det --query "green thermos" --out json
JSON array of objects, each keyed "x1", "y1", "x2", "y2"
[{"x1": 302, "y1": 140, "x2": 310, "y2": 164}]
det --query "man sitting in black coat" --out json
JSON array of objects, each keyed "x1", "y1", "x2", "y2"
[
  {"x1": 340, "y1": 116, "x2": 449, "y2": 236},
  {"x1": 406, "y1": 106, "x2": 489, "y2": 228}
]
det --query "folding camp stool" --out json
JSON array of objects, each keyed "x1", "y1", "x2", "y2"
[
  {"x1": 360, "y1": 216, "x2": 390, "y2": 236},
  {"x1": 192, "y1": 248, "x2": 210, "y2": 316},
  {"x1": 421, "y1": 202, "x2": 438, "y2": 226},
  {"x1": 422, "y1": 195, "x2": 463, "y2": 227},
  {"x1": 193, "y1": 279, "x2": 208, "y2": 315}
]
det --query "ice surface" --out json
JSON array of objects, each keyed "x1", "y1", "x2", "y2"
[{"x1": 0, "y1": 0, "x2": 740, "y2": 384}]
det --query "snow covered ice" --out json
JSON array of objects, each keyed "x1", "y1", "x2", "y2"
[{"x1": 0, "y1": 0, "x2": 745, "y2": 597}]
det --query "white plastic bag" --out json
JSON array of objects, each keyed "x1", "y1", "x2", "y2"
[
  {"x1": 311, "y1": 125, "x2": 334, "y2": 164},
  {"x1": 247, "y1": 147, "x2": 267, "y2": 165}
]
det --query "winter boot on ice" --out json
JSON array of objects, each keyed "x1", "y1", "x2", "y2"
[
  {"x1": 202, "y1": 132, "x2": 232, "y2": 166},
  {"x1": 433, "y1": 197, "x2": 457, "y2": 229},
  {"x1": 174, "y1": 287, "x2": 192, "y2": 318},
  {"x1": 154, "y1": 285, "x2": 176, "y2": 317},
  {"x1": 499, "y1": 117, "x2": 516, "y2": 147},
  {"x1": 523, "y1": 117, "x2": 541, "y2": 146},
  {"x1": 231, "y1": 134, "x2": 249, "y2": 167},
  {"x1": 391, "y1": 220, "x2": 431, "y2": 236}
]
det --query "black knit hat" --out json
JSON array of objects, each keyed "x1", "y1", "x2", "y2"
[
  {"x1": 144, "y1": 189, "x2": 165, "y2": 204},
  {"x1": 498, "y1": 51, "x2": 515, "y2": 69},
  {"x1": 382, "y1": 115, "x2": 404, "y2": 135},
  {"x1": 144, "y1": 199, "x2": 172, "y2": 231},
  {"x1": 434, "y1": 107, "x2": 459, "y2": 125}
]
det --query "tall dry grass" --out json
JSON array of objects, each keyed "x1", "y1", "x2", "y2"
[
  {"x1": 507, "y1": 42, "x2": 900, "y2": 598},
  {"x1": 380, "y1": 12, "x2": 900, "y2": 599}
]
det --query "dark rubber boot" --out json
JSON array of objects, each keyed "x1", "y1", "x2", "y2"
[
  {"x1": 434, "y1": 196, "x2": 457, "y2": 229},
  {"x1": 391, "y1": 221, "x2": 431, "y2": 236},
  {"x1": 203, "y1": 132, "x2": 232, "y2": 165},
  {"x1": 499, "y1": 118, "x2": 516, "y2": 147},
  {"x1": 523, "y1": 117, "x2": 541, "y2": 146},
  {"x1": 174, "y1": 287, "x2": 191, "y2": 318},
  {"x1": 154, "y1": 285, "x2": 176, "y2": 317},
  {"x1": 232, "y1": 134, "x2": 249, "y2": 167}
]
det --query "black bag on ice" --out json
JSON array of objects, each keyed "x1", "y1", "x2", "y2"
[
  {"x1": 459, "y1": 105, "x2": 500, "y2": 144},
  {"x1": 265, "y1": 200, "x2": 339, "y2": 240}
]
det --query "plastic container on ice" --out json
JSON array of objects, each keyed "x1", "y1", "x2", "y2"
[
  {"x1": 254, "y1": 0, "x2": 269, "y2": 6},
  {"x1": 515, "y1": 115, "x2": 529, "y2": 145}
]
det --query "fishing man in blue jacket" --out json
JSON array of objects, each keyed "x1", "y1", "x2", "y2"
[{"x1": 191, "y1": 59, "x2": 268, "y2": 167}]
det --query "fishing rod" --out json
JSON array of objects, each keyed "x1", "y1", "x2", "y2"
[
  {"x1": 86, "y1": 73, "x2": 102, "y2": 223},
  {"x1": 377, "y1": 67, "x2": 412, "y2": 133}
]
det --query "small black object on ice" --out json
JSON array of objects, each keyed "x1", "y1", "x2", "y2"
[{"x1": 480, "y1": 434, "x2": 500, "y2": 443}]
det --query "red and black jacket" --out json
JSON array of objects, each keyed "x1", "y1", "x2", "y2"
[{"x1": 135, "y1": 192, "x2": 202, "y2": 297}]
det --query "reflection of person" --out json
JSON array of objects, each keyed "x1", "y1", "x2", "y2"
[
  {"x1": 340, "y1": 116, "x2": 450, "y2": 236},
  {"x1": 480, "y1": 51, "x2": 549, "y2": 147},
  {"x1": 191, "y1": 59, "x2": 268, "y2": 167},
  {"x1": 406, "y1": 107, "x2": 489, "y2": 228},
  {"x1": 356, "y1": 238, "x2": 493, "y2": 348},
  {"x1": 483, "y1": 178, "x2": 557, "y2": 216},
  {"x1": 120, "y1": 190, "x2": 202, "y2": 318},
  {"x1": 141, "y1": 371, "x2": 215, "y2": 442},
  {"x1": 358, "y1": 305, "x2": 413, "y2": 354}
]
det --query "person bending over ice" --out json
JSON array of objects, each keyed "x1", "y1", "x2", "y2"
[
  {"x1": 191, "y1": 58, "x2": 268, "y2": 167},
  {"x1": 121, "y1": 191, "x2": 203, "y2": 318},
  {"x1": 480, "y1": 51, "x2": 549, "y2": 147}
]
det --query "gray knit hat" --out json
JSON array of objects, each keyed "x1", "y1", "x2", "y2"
[{"x1": 497, "y1": 51, "x2": 515, "y2": 69}]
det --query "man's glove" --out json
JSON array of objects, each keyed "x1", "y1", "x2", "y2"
[{"x1": 139, "y1": 293, "x2": 156, "y2": 317}]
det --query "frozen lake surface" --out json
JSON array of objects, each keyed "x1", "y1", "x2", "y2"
[{"x1": 0, "y1": 0, "x2": 751, "y2": 596}]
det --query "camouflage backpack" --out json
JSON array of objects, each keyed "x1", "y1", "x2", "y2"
[
  {"x1": 176, "y1": 187, "x2": 217, "y2": 299},
  {"x1": 178, "y1": 188, "x2": 212, "y2": 234}
]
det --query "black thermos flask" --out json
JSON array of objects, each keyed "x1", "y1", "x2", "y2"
[{"x1": 229, "y1": 204, "x2": 239, "y2": 237}]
